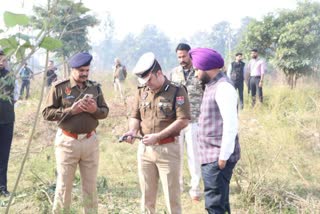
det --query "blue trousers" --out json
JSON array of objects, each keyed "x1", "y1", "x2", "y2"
[
  {"x1": 20, "y1": 79, "x2": 30, "y2": 99},
  {"x1": 201, "y1": 161, "x2": 236, "y2": 214},
  {"x1": 249, "y1": 76, "x2": 263, "y2": 105},
  {"x1": 233, "y1": 81, "x2": 244, "y2": 109},
  {"x1": 0, "y1": 123, "x2": 14, "y2": 191}
]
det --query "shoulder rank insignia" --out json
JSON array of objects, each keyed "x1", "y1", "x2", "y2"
[
  {"x1": 53, "y1": 79, "x2": 69, "y2": 87},
  {"x1": 87, "y1": 80, "x2": 98, "y2": 87},
  {"x1": 170, "y1": 81, "x2": 180, "y2": 88}
]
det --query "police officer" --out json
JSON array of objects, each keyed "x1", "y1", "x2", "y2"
[
  {"x1": 170, "y1": 43, "x2": 203, "y2": 201},
  {"x1": 42, "y1": 52, "x2": 109, "y2": 213},
  {"x1": 0, "y1": 49, "x2": 19, "y2": 197},
  {"x1": 112, "y1": 57, "x2": 126, "y2": 99},
  {"x1": 122, "y1": 52, "x2": 191, "y2": 214}
]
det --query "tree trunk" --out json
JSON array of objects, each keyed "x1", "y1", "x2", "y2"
[
  {"x1": 293, "y1": 73, "x2": 298, "y2": 88},
  {"x1": 63, "y1": 55, "x2": 69, "y2": 79},
  {"x1": 287, "y1": 74, "x2": 294, "y2": 89}
]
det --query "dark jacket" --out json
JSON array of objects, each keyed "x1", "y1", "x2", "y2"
[{"x1": 0, "y1": 69, "x2": 15, "y2": 124}]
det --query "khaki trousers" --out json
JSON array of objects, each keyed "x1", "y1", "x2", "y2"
[
  {"x1": 113, "y1": 78, "x2": 124, "y2": 99},
  {"x1": 137, "y1": 140, "x2": 181, "y2": 214},
  {"x1": 53, "y1": 129, "x2": 99, "y2": 214}
]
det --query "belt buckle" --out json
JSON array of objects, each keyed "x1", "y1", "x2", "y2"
[{"x1": 78, "y1": 133, "x2": 87, "y2": 139}]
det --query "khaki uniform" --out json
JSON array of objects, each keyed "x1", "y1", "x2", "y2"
[
  {"x1": 171, "y1": 66, "x2": 203, "y2": 198},
  {"x1": 131, "y1": 78, "x2": 190, "y2": 214},
  {"x1": 113, "y1": 64, "x2": 126, "y2": 99},
  {"x1": 42, "y1": 77, "x2": 109, "y2": 213}
]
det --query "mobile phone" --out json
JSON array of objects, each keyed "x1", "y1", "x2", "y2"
[{"x1": 83, "y1": 94, "x2": 93, "y2": 99}]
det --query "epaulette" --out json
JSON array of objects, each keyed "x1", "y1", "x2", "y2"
[
  {"x1": 169, "y1": 80, "x2": 181, "y2": 88},
  {"x1": 137, "y1": 85, "x2": 146, "y2": 89},
  {"x1": 170, "y1": 80, "x2": 187, "y2": 92},
  {"x1": 53, "y1": 79, "x2": 69, "y2": 87},
  {"x1": 87, "y1": 80, "x2": 101, "y2": 87}
]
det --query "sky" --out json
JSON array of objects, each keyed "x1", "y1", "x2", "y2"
[{"x1": 0, "y1": 0, "x2": 317, "y2": 41}]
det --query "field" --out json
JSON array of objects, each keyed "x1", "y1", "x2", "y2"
[{"x1": 0, "y1": 72, "x2": 319, "y2": 214}]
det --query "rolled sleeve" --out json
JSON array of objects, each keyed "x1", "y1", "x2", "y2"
[{"x1": 130, "y1": 89, "x2": 141, "y2": 120}]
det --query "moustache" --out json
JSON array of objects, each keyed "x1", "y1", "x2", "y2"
[
  {"x1": 80, "y1": 75, "x2": 88, "y2": 78},
  {"x1": 180, "y1": 61, "x2": 186, "y2": 65}
]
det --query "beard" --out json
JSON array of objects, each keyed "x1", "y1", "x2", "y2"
[{"x1": 199, "y1": 72, "x2": 211, "y2": 85}]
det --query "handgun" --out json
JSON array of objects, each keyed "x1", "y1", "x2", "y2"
[{"x1": 118, "y1": 135, "x2": 143, "y2": 143}]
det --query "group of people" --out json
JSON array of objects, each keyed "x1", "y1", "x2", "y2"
[
  {"x1": 0, "y1": 52, "x2": 58, "y2": 196},
  {"x1": 0, "y1": 43, "x2": 269, "y2": 213},
  {"x1": 18, "y1": 60, "x2": 58, "y2": 100},
  {"x1": 227, "y1": 49, "x2": 266, "y2": 108},
  {"x1": 41, "y1": 44, "x2": 241, "y2": 214},
  {"x1": 0, "y1": 49, "x2": 19, "y2": 197},
  {"x1": 121, "y1": 45, "x2": 241, "y2": 214}
]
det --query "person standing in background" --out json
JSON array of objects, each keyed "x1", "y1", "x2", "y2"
[
  {"x1": 171, "y1": 43, "x2": 202, "y2": 201},
  {"x1": 46, "y1": 60, "x2": 58, "y2": 88},
  {"x1": 247, "y1": 49, "x2": 265, "y2": 106},
  {"x1": 19, "y1": 62, "x2": 33, "y2": 99},
  {"x1": 112, "y1": 58, "x2": 127, "y2": 99},
  {"x1": 0, "y1": 49, "x2": 20, "y2": 197},
  {"x1": 227, "y1": 53, "x2": 245, "y2": 109}
]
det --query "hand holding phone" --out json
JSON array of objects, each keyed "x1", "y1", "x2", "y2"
[
  {"x1": 80, "y1": 94, "x2": 97, "y2": 113},
  {"x1": 83, "y1": 94, "x2": 93, "y2": 100}
]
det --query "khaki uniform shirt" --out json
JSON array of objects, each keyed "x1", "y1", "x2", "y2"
[
  {"x1": 42, "y1": 77, "x2": 109, "y2": 133},
  {"x1": 171, "y1": 66, "x2": 203, "y2": 123},
  {"x1": 131, "y1": 78, "x2": 191, "y2": 136},
  {"x1": 113, "y1": 64, "x2": 126, "y2": 81}
]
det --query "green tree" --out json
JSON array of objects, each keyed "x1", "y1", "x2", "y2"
[
  {"x1": 238, "y1": 1, "x2": 320, "y2": 88},
  {"x1": 32, "y1": 0, "x2": 98, "y2": 75},
  {"x1": 274, "y1": 1, "x2": 320, "y2": 88},
  {"x1": 0, "y1": 11, "x2": 62, "y2": 80},
  {"x1": 0, "y1": 11, "x2": 62, "y2": 213}
]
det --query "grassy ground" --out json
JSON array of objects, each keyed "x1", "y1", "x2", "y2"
[{"x1": 0, "y1": 73, "x2": 319, "y2": 213}]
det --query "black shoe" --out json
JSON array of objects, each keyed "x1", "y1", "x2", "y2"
[{"x1": 0, "y1": 189, "x2": 10, "y2": 197}]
